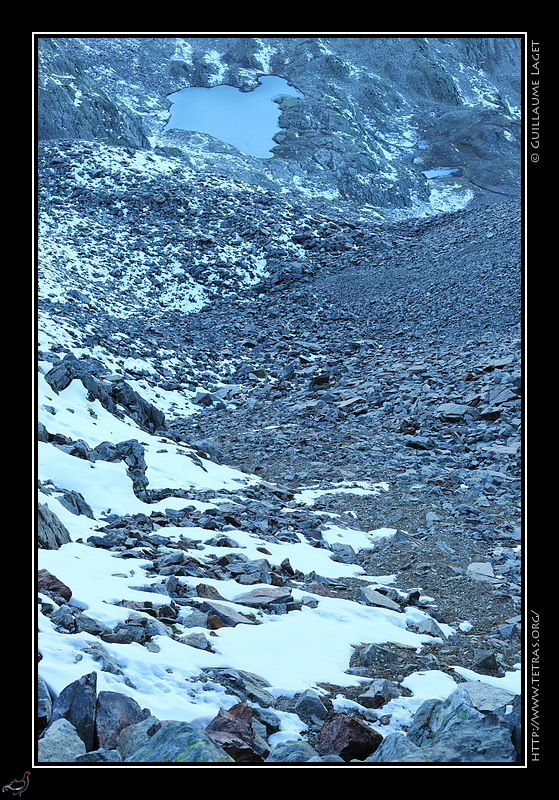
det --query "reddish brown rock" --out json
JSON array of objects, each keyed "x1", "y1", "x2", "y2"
[
  {"x1": 307, "y1": 582, "x2": 336, "y2": 597},
  {"x1": 38, "y1": 569, "x2": 72, "y2": 601},
  {"x1": 206, "y1": 702, "x2": 269, "y2": 763},
  {"x1": 207, "y1": 614, "x2": 228, "y2": 630},
  {"x1": 96, "y1": 691, "x2": 146, "y2": 750},
  {"x1": 117, "y1": 600, "x2": 157, "y2": 616},
  {"x1": 318, "y1": 712, "x2": 383, "y2": 761},
  {"x1": 233, "y1": 585, "x2": 292, "y2": 606},
  {"x1": 196, "y1": 583, "x2": 226, "y2": 600}
]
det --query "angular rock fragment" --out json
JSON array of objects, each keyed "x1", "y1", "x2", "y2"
[
  {"x1": 205, "y1": 668, "x2": 276, "y2": 708},
  {"x1": 359, "y1": 679, "x2": 402, "y2": 709},
  {"x1": 318, "y1": 712, "x2": 383, "y2": 761},
  {"x1": 49, "y1": 603, "x2": 77, "y2": 632},
  {"x1": 436, "y1": 402, "x2": 474, "y2": 420},
  {"x1": 416, "y1": 616, "x2": 447, "y2": 638},
  {"x1": 359, "y1": 586, "x2": 401, "y2": 611},
  {"x1": 96, "y1": 691, "x2": 148, "y2": 750},
  {"x1": 38, "y1": 504, "x2": 71, "y2": 549},
  {"x1": 82, "y1": 642, "x2": 123, "y2": 675},
  {"x1": 352, "y1": 643, "x2": 404, "y2": 669},
  {"x1": 294, "y1": 689, "x2": 329, "y2": 724},
  {"x1": 233, "y1": 585, "x2": 293, "y2": 608},
  {"x1": 206, "y1": 702, "x2": 269, "y2": 763},
  {"x1": 459, "y1": 681, "x2": 517, "y2": 712},
  {"x1": 49, "y1": 672, "x2": 98, "y2": 752},
  {"x1": 472, "y1": 649, "x2": 502, "y2": 675},
  {"x1": 38, "y1": 718, "x2": 87, "y2": 762},
  {"x1": 178, "y1": 632, "x2": 212, "y2": 650},
  {"x1": 38, "y1": 569, "x2": 72, "y2": 601},
  {"x1": 198, "y1": 600, "x2": 257, "y2": 627}
]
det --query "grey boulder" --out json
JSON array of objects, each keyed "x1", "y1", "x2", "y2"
[
  {"x1": 124, "y1": 721, "x2": 234, "y2": 762},
  {"x1": 37, "y1": 718, "x2": 86, "y2": 762}
]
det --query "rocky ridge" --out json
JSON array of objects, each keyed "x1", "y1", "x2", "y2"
[{"x1": 38, "y1": 36, "x2": 521, "y2": 210}]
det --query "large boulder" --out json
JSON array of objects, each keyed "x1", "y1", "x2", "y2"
[
  {"x1": 37, "y1": 718, "x2": 86, "y2": 762},
  {"x1": 205, "y1": 702, "x2": 269, "y2": 763},
  {"x1": 265, "y1": 740, "x2": 320, "y2": 763},
  {"x1": 95, "y1": 691, "x2": 148, "y2": 750},
  {"x1": 75, "y1": 749, "x2": 123, "y2": 762},
  {"x1": 116, "y1": 716, "x2": 162, "y2": 760},
  {"x1": 364, "y1": 732, "x2": 430, "y2": 763},
  {"x1": 406, "y1": 687, "x2": 519, "y2": 763},
  {"x1": 37, "y1": 675, "x2": 53, "y2": 734},
  {"x1": 38, "y1": 504, "x2": 71, "y2": 549},
  {"x1": 49, "y1": 672, "x2": 97, "y2": 752},
  {"x1": 318, "y1": 712, "x2": 383, "y2": 761},
  {"x1": 124, "y1": 721, "x2": 235, "y2": 763}
]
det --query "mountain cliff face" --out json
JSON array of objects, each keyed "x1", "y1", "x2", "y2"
[
  {"x1": 35, "y1": 36, "x2": 523, "y2": 767},
  {"x1": 38, "y1": 36, "x2": 521, "y2": 213}
]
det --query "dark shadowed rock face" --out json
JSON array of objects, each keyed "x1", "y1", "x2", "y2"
[{"x1": 49, "y1": 672, "x2": 98, "y2": 752}]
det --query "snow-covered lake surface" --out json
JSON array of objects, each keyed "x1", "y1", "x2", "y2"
[
  {"x1": 163, "y1": 75, "x2": 304, "y2": 158},
  {"x1": 422, "y1": 166, "x2": 463, "y2": 179}
]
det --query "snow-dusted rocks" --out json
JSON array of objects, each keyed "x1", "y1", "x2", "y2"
[
  {"x1": 36, "y1": 36, "x2": 523, "y2": 765},
  {"x1": 37, "y1": 670, "x2": 521, "y2": 763},
  {"x1": 36, "y1": 184, "x2": 523, "y2": 762},
  {"x1": 38, "y1": 37, "x2": 521, "y2": 210}
]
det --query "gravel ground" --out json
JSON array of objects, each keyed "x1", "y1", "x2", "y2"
[{"x1": 165, "y1": 196, "x2": 523, "y2": 701}]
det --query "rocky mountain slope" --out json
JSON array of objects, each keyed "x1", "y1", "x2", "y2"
[
  {"x1": 34, "y1": 36, "x2": 524, "y2": 767},
  {"x1": 38, "y1": 36, "x2": 521, "y2": 212}
]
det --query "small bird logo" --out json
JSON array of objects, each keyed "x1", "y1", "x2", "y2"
[{"x1": 2, "y1": 773, "x2": 30, "y2": 797}]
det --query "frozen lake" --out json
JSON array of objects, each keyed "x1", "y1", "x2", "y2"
[
  {"x1": 163, "y1": 75, "x2": 304, "y2": 159},
  {"x1": 422, "y1": 166, "x2": 463, "y2": 179}
]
